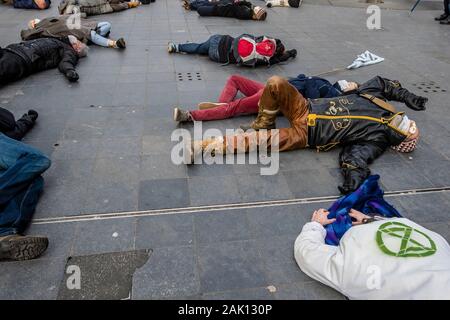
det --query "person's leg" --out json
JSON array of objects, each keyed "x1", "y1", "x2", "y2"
[
  {"x1": 178, "y1": 37, "x2": 212, "y2": 55},
  {"x1": 218, "y1": 75, "x2": 265, "y2": 103},
  {"x1": 197, "y1": 4, "x2": 217, "y2": 16},
  {"x1": 90, "y1": 30, "x2": 111, "y2": 47},
  {"x1": 96, "y1": 22, "x2": 111, "y2": 37},
  {"x1": 0, "y1": 133, "x2": 51, "y2": 208},
  {"x1": 188, "y1": 76, "x2": 309, "y2": 161},
  {"x1": 4, "y1": 111, "x2": 38, "y2": 141},
  {"x1": 0, "y1": 176, "x2": 43, "y2": 237},
  {"x1": 190, "y1": 89, "x2": 263, "y2": 121},
  {"x1": 446, "y1": 0, "x2": 450, "y2": 14}
]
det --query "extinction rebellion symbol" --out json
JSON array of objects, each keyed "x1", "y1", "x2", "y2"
[{"x1": 376, "y1": 221, "x2": 437, "y2": 257}]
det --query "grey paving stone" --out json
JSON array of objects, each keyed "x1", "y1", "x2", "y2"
[
  {"x1": 283, "y1": 168, "x2": 341, "y2": 198},
  {"x1": 188, "y1": 175, "x2": 242, "y2": 206},
  {"x1": 202, "y1": 287, "x2": 275, "y2": 300},
  {"x1": 398, "y1": 193, "x2": 450, "y2": 224},
  {"x1": 275, "y1": 281, "x2": 345, "y2": 300},
  {"x1": 236, "y1": 174, "x2": 294, "y2": 203},
  {"x1": 197, "y1": 240, "x2": 268, "y2": 293},
  {"x1": 246, "y1": 203, "x2": 324, "y2": 239},
  {"x1": 26, "y1": 222, "x2": 78, "y2": 260},
  {"x1": 0, "y1": 258, "x2": 66, "y2": 300},
  {"x1": 70, "y1": 218, "x2": 136, "y2": 256},
  {"x1": 194, "y1": 210, "x2": 251, "y2": 245},
  {"x1": 132, "y1": 246, "x2": 200, "y2": 299},
  {"x1": 135, "y1": 214, "x2": 194, "y2": 249},
  {"x1": 140, "y1": 154, "x2": 187, "y2": 180},
  {"x1": 139, "y1": 178, "x2": 190, "y2": 210}
]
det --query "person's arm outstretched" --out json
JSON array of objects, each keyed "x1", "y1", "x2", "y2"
[{"x1": 294, "y1": 209, "x2": 344, "y2": 293}]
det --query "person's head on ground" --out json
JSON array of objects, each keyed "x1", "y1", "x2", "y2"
[
  {"x1": 252, "y1": 6, "x2": 267, "y2": 21},
  {"x1": 28, "y1": 19, "x2": 41, "y2": 29},
  {"x1": 391, "y1": 115, "x2": 419, "y2": 153},
  {"x1": 68, "y1": 35, "x2": 89, "y2": 58}
]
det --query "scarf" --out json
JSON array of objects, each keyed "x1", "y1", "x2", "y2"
[{"x1": 325, "y1": 175, "x2": 401, "y2": 245}]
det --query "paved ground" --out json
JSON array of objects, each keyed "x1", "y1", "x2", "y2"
[{"x1": 0, "y1": 0, "x2": 449, "y2": 299}]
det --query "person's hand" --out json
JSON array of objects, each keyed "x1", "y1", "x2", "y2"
[
  {"x1": 405, "y1": 94, "x2": 427, "y2": 111},
  {"x1": 348, "y1": 209, "x2": 371, "y2": 226},
  {"x1": 311, "y1": 208, "x2": 336, "y2": 226},
  {"x1": 66, "y1": 70, "x2": 79, "y2": 82},
  {"x1": 288, "y1": 49, "x2": 297, "y2": 59}
]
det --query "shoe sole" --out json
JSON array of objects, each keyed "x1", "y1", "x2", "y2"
[
  {"x1": 173, "y1": 107, "x2": 180, "y2": 121},
  {"x1": 0, "y1": 237, "x2": 48, "y2": 261}
]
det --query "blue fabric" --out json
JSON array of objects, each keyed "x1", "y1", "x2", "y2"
[
  {"x1": 0, "y1": 133, "x2": 50, "y2": 236},
  {"x1": 178, "y1": 34, "x2": 221, "y2": 62},
  {"x1": 325, "y1": 175, "x2": 402, "y2": 245},
  {"x1": 288, "y1": 74, "x2": 342, "y2": 99},
  {"x1": 13, "y1": 0, "x2": 51, "y2": 9},
  {"x1": 189, "y1": 0, "x2": 215, "y2": 10}
]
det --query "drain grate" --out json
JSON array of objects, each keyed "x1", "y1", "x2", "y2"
[
  {"x1": 411, "y1": 81, "x2": 446, "y2": 94},
  {"x1": 177, "y1": 72, "x2": 202, "y2": 82}
]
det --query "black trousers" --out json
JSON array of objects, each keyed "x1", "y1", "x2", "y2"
[
  {"x1": 0, "y1": 51, "x2": 27, "y2": 86},
  {"x1": 446, "y1": 0, "x2": 450, "y2": 14},
  {"x1": 0, "y1": 107, "x2": 34, "y2": 141}
]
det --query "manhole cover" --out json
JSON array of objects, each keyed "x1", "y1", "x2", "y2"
[
  {"x1": 57, "y1": 249, "x2": 151, "y2": 300},
  {"x1": 411, "y1": 81, "x2": 447, "y2": 94},
  {"x1": 177, "y1": 72, "x2": 202, "y2": 82}
]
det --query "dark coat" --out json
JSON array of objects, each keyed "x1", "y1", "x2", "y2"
[
  {"x1": 0, "y1": 37, "x2": 79, "y2": 84},
  {"x1": 288, "y1": 74, "x2": 342, "y2": 99},
  {"x1": 21, "y1": 15, "x2": 98, "y2": 43},
  {"x1": 306, "y1": 76, "x2": 426, "y2": 194},
  {"x1": 197, "y1": 1, "x2": 254, "y2": 20}
]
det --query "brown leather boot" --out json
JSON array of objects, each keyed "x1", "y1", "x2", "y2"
[
  {"x1": 240, "y1": 105, "x2": 278, "y2": 131},
  {"x1": 184, "y1": 138, "x2": 226, "y2": 164}
]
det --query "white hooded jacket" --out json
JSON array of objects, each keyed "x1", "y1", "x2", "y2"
[{"x1": 294, "y1": 218, "x2": 450, "y2": 299}]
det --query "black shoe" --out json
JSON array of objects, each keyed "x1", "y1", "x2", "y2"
[
  {"x1": 0, "y1": 235, "x2": 48, "y2": 261},
  {"x1": 27, "y1": 109, "x2": 38, "y2": 121},
  {"x1": 440, "y1": 17, "x2": 450, "y2": 24},
  {"x1": 435, "y1": 13, "x2": 448, "y2": 21},
  {"x1": 116, "y1": 38, "x2": 126, "y2": 49},
  {"x1": 141, "y1": 0, "x2": 150, "y2": 4}
]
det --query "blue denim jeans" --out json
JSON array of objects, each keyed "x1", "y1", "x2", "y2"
[
  {"x1": 0, "y1": 133, "x2": 51, "y2": 236},
  {"x1": 90, "y1": 22, "x2": 112, "y2": 47},
  {"x1": 178, "y1": 34, "x2": 221, "y2": 62}
]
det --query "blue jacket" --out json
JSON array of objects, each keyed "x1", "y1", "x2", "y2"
[
  {"x1": 288, "y1": 74, "x2": 342, "y2": 99},
  {"x1": 13, "y1": 0, "x2": 51, "y2": 9}
]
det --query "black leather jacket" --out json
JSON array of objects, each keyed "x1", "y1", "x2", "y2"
[
  {"x1": 306, "y1": 76, "x2": 427, "y2": 194},
  {"x1": 1, "y1": 37, "x2": 78, "y2": 83}
]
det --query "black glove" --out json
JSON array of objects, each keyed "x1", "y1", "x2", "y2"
[
  {"x1": 338, "y1": 167, "x2": 369, "y2": 195},
  {"x1": 66, "y1": 70, "x2": 79, "y2": 82},
  {"x1": 404, "y1": 94, "x2": 428, "y2": 111},
  {"x1": 288, "y1": 49, "x2": 297, "y2": 59}
]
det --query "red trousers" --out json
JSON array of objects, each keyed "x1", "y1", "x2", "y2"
[{"x1": 190, "y1": 75, "x2": 264, "y2": 121}]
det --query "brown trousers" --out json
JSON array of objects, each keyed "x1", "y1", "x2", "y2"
[{"x1": 203, "y1": 76, "x2": 309, "y2": 154}]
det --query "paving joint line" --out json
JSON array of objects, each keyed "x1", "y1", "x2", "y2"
[{"x1": 32, "y1": 187, "x2": 450, "y2": 225}]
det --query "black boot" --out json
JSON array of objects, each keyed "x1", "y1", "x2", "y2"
[
  {"x1": 440, "y1": 17, "x2": 450, "y2": 24},
  {"x1": 435, "y1": 13, "x2": 449, "y2": 21},
  {"x1": 27, "y1": 109, "x2": 39, "y2": 121}
]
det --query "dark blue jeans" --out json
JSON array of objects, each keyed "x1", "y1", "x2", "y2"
[
  {"x1": 189, "y1": 0, "x2": 214, "y2": 10},
  {"x1": 0, "y1": 133, "x2": 51, "y2": 236},
  {"x1": 178, "y1": 34, "x2": 222, "y2": 62}
]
